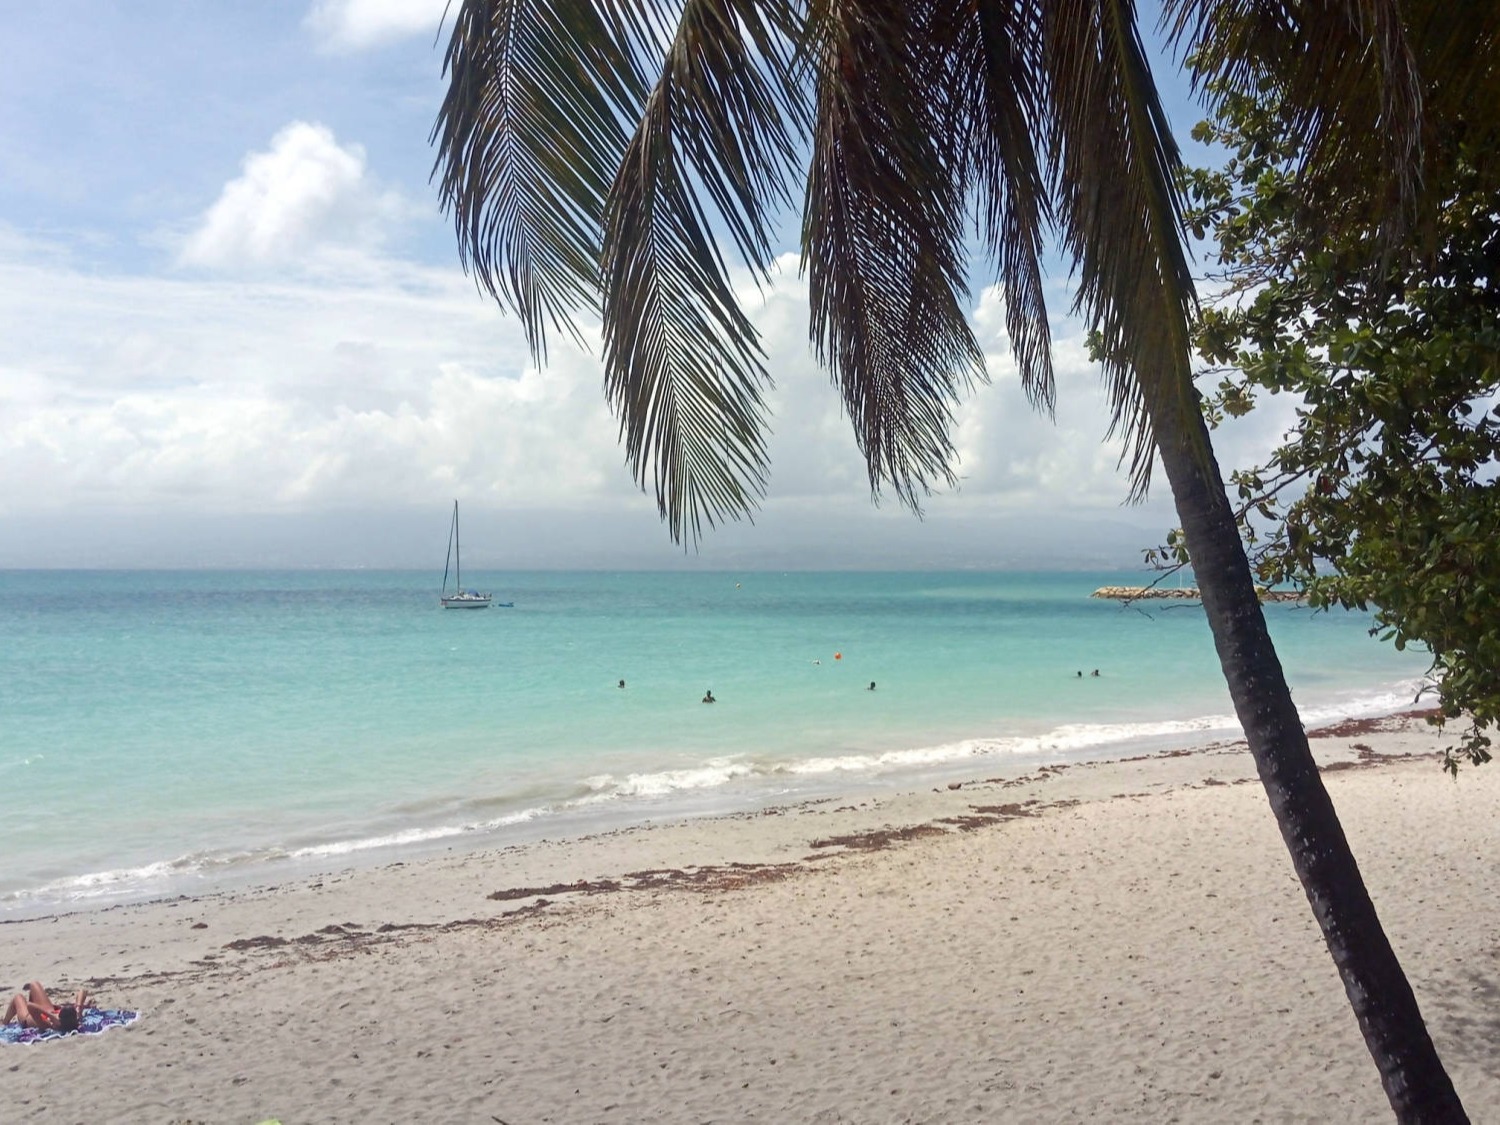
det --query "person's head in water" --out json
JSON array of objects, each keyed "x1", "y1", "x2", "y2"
[
  {"x1": 867, "y1": 681, "x2": 876, "y2": 691},
  {"x1": 1075, "y1": 670, "x2": 1083, "y2": 677},
  {"x1": 702, "y1": 689, "x2": 715, "y2": 703},
  {"x1": 1091, "y1": 669, "x2": 1100, "y2": 677},
  {"x1": 618, "y1": 679, "x2": 625, "y2": 689}
]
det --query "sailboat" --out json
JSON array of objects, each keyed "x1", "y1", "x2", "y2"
[{"x1": 440, "y1": 500, "x2": 495, "y2": 609}]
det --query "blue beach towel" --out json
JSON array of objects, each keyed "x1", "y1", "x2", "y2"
[{"x1": 0, "y1": 1008, "x2": 139, "y2": 1045}]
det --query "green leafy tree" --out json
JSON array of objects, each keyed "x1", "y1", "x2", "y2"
[
  {"x1": 1183, "y1": 84, "x2": 1500, "y2": 775},
  {"x1": 431, "y1": 2, "x2": 1500, "y2": 1117}
]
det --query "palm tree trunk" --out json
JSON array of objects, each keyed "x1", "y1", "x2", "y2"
[{"x1": 1143, "y1": 386, "x2": 1467, "y2": 1123}]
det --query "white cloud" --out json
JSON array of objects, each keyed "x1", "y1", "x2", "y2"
[
  {"x1": 0, "y1": 229, "x2": 1297, "y2": 565},
  {"x1": 0, "y1": 243, "x2": 626, "y2": 519},
  {"x1": 304, "y1": 0, "x2": 448, "y2": 53},
  {"x1": 179, "y1": 123, "x2": 411, "y2": 271}
]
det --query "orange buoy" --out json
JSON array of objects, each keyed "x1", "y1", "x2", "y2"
[{"x1": 834, "y1": 651, "x2": 842, "y2": 660}]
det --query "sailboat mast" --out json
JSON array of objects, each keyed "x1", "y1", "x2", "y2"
[
  {"x1": 454, "y1": 500, "x2": 462, "y2": 590},
  {"x1": 442, "y1": 503, "x2": 455, "y2": 596}
]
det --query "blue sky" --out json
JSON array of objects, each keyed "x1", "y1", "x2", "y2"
[
  {"x1": 2, "y1": 2, "x2": 454, "y2": 267},
  {"x1": 0, "y1": 2, "x2": 1287, "y2": 568}
]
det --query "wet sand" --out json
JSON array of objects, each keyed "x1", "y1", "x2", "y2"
[{"x1": 3, "y1": 712, "x2": 1497, "y2": 1123}]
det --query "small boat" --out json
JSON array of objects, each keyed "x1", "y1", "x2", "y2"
[{"x1": 440, "y1": 500, "x2": 493, "y2": 609}]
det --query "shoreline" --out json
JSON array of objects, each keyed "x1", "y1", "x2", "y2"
[
  {"x1": 0, "y1": 681, "x2": 1429, "y2": 922},
  {"x1": 5, "y1": 567, "x2": 1430, "y2": 926},
  {"x1": 0, "y1": 709, "x2": 1456, "y2": 934},
  {"x1": 5, "y1": 709, "x2": 1498, "y2": 1120}
]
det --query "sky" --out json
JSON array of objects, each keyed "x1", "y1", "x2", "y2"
[{"x1": 0, "y1": 1, "x2": 1298, "y2": 570}]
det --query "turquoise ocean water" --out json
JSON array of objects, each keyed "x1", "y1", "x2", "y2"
[{"x1": 0, "y1": 569, "x2": 1427, "y2": 917}]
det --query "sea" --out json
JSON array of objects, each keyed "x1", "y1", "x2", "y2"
[{"x1": 0, "y1": 569, "x2": 1428, "y2": 918}]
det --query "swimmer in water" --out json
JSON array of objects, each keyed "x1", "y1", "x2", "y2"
[
  {"x1": 867, "y1": 681, "x2": 876, "y2": 691},
  {"x1": 702, "y1": 689, "x2": 716, "y2": 704}
]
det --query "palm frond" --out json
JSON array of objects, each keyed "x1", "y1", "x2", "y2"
[
  {"x1": 659, "y1": 0, "x2": 809, "y2": 282},
  {"x1": 1044, "y1": 0, "x2": 1197, "y2": 496},
  {"x1": 1418, "y1": 3, "x2": 1500, "y2": 205},
  {"x1": 1169, "y1": 0, "x2": 1427, "y2": 255},
  {"x1": 1174, "y1": 1, "x2": 1500, "y2": 263},
  {"x1": 803, "y1": 0, "x2": 987, "y2": 509},
  {"x1": 602, "y1": 0, "x2": 808, "y2": 543},
  {"x1": 953, "y1": 0, "x2": 1056, "y2": 414},
  {"x1": 1416, "y1": 2, "x2": 1500, "y2": 134},
  {"x1": 431, "y1": 0, "x2": 648, "y2": 361}
]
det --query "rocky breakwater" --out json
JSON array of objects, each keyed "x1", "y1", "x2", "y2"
[{"x1": 1092, "y1": 586, "x2": 1304, "y2": 603}]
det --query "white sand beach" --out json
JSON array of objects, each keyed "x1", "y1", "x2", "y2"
[{"x1": 3, "y1": 712, "x2": 1497, "y2": 1123}]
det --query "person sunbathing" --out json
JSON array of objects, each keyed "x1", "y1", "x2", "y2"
[{"x1": 3, "y1": 981, "x2": 90, "y2": 1032}]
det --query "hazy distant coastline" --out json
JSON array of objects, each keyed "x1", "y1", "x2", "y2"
[{"x1": 0, "y1": 504, "x2": 1175, "y2": 570}]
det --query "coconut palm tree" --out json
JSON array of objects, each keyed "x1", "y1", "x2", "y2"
[{"x1": 431, "y1": 1, "x2": 1497, "y2": 1118}]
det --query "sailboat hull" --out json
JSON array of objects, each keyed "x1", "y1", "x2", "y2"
[{"x1": 440, "y1": 593, "x2": 492, "y2": 609}]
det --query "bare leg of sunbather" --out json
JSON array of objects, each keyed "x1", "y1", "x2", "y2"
[
  {"x1": 23, "y1": 982, "x2": 52, "y2": 1008},
  {"x1": 3, "y1": 993, "x2": 53, "y2": 1028}
]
